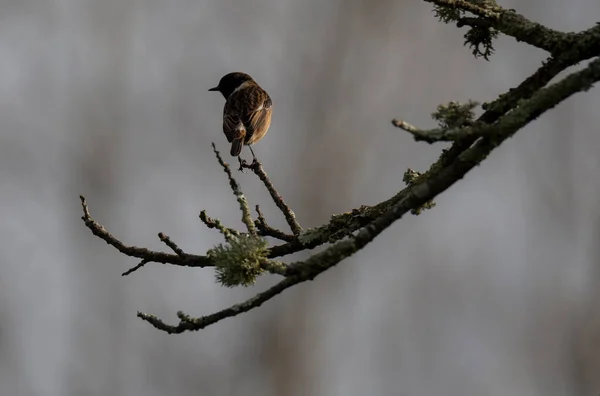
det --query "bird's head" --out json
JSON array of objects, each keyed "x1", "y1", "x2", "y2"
[{"x1": 209, "y1": 72, "x2": 255, "y2": 99}]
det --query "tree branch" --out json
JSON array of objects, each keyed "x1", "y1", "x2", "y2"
[
  {"x1": 199, "y1": 210, "x2": 241, "y2": 238},
  {"x1": 427, "y1": 0, "x2": 567, "y2": 54},
  {"x1": 430, "y1": 23, "x2": 599, "y2": 168},
  {"x1": 395, "y1": 56, "x2": 600, "y2": 144},
  {"x1": 242, "y1": 160, "x2": 303, "y2": 236},
  {"x1": 211, "y1": 143, "x2": 257, "y2": 235},
  {"x1": 137, "y1": 276, "x2": 301, "y2": 333},
  {"x1": 158, "y1": 232, "x2": 186, "y2": 256},
  {"x1": 80, "y1": 195, "x2": 212, "y2": 269},
  {"x1": 79, "y1": 3, "x2": 600, "y2": 333},
  {"x1": 254, "y1": 205, "x2": 295, "y2": 242}
]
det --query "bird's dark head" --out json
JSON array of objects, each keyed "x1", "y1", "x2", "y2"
[{"x1": 208, "y1": 72, "x2": 255, "y2": 99}]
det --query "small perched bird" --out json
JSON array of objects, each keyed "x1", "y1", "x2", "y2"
[{"x1": 209, "y1": 72, "x2": 272, "y2": 163}]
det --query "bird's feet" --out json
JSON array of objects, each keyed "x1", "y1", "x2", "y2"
[
  {"x1": 237, "y1": 156, "x2": 248, "y2": 172},
  {"x1": 237, "y1": 156, "x2": 259, "y2": 172},
  {"x1": 238, "y1": 156, "x2": 255, "y2": 172}
]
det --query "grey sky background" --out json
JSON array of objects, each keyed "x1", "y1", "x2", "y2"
[{"x1": 1, "y1": 0, "x2": 600, "y2": 395}]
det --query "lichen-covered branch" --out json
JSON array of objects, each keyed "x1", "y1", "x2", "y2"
[
  {"x1": 411, "y1": 58, "x2": 600, "y2": 144},
  {"x1": 211, "y1": 143, "x2": 257, "y2": 235},
  {"x1": 429, "y1": 25, "x2": 599, "y2": 168},
  {"x1": 141, "y1": 57, "x2": 600, "y2": 334},
  {"x1": 148, "y1": 53, "x2": 600, "y2": 332},
  {"x1": 80, "y1": 195, "x2": 212, "y2": 269},
  {"x1": 199, "y1": 210, "x2": 240, "y2": 240},
  {"x1": 427, "y1": 0, "x2": 567, "y2": 55},
  {"x1": 391, "y1": 119, "x2": 423, "y2": 135},
  {"x1": 254, "y1": 205, "x2": 295, "y2": 242},
  {"x1": 393, "y1": 101, "x2": 480, "y2": 143},
  {"x1": 158, "y1": 232, "x2": 185, "y2": 256},
  {"x1": 79, "y1": 3, "x2": 600, "y2": 333},
  {"x1": 242, "y1": 160, "x2": 303, "y2": 236},
  {"x1": 396, "y1": 57, "x2": 600, "y2": 144},
  {"x1": 430, "y1": 0, "x2": 503, "y2": 21},
  {"x1": 137, "y1": 276, "x2": 301, "y2": 333}
]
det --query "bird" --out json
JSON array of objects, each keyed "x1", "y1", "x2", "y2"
[{"x1": 209, "y1": 72, "x2": 272, "y2": 166}]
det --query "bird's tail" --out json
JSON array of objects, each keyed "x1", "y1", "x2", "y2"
[{"x1": 230, "y1": 137, "x2": 244, "y2": 156}]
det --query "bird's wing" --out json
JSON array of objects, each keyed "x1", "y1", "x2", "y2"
[
  {"x1": 223, "y1": 85, "x2": 272, "y2": 144},
  {"x1": 222, "y1": 103, "x2": 242, "y2": 143}
]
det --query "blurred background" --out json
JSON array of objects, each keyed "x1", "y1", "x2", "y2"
[{"x1": 1, "y1": 0, "x2": 600, "y2": 395}]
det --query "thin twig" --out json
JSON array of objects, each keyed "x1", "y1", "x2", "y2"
[
  {"x1": 254, "y1": 205, "x2": 295, "y2": 242},
  {"x1": 158, "y1": 232, "x2": 185, "y2": 256},
  {"x1": 122, "y1": 259, "x2": 149, "y2": 276},
  {"x1": 137, "y1": 276, "x2": 302, "y2": 333},
  {"x1": 79, "y1": 195, "x2": 212, "y2": 268},
  {"x1": 199, "y1": 210, "x2": 240, "y2": 240},
  {"x1": 212, "y1": 143, "x2": 257, "y2": 235},
  {"x1": 393, "y1": 121, "x2": 485, "y2": 143},
  {"x1": 241, "y1": 160, "x2": 303, "y2": 236},
  {"x1": 391, "y1": 119, "x2": 423, "y2": 134}
]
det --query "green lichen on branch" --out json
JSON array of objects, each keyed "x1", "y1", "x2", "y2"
[
  {"x1": 297, "y1": 214, "x2": 355, "y2": 246},
  {"x1": 208, "y1": 234, "x2": 269, "y2": 287},
  {"x1": 432, "y1": 3, "x2": 461, "y2": 23},
  {"x1": 298, "y1": 227, "x2": 328, "y2": 245},
  {"x1": 431, "y1": 0, "x2": 500, "y2": 22},
  {"x1": 211, "y1": 143, "x2": 257, "y2": 236},
  {"x1": 81, "y1": 2, "x2": 600, "y2": 334},
  {"x1": 463, "y1": 25, "x2": 499, "y2": 59},
  {"x1": 297, "y1": 205, "x2": 384, "y2": 246},
  {"x1": 403, "y1": 168, "x2": 423, "y2": 185},
  {"x1": 431, "y1": 0, "x2": 500, "y2": 59},
  {"x1": 200, "y1": 210, "x2": 240, "y2": 242},
  {"x1": 430, "y1": 0, "x2": 571, "y2": 57},
  {"x1": 328, "y1": 206, "x2": 377, "y2": 241},
  {"x1": 403, "y1": 169, "x2": 436, "y2": 215},
  {"x1": 432, "y1": 100, "x2": 479, "y2": 129}
]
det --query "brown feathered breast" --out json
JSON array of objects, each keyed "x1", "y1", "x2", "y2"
[{"x1": 222, "y1": 83, "x2": 272, "y2": 146}]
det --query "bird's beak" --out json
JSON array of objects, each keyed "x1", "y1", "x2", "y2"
[{"x1": 208, "y1": 86, "x2": 219, "y2": 92}]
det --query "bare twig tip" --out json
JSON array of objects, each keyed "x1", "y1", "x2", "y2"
[
  {"x1": 79, "y1": 195, "x2": 91, "y2": 218},
  {"x1": 122, "y1": 259, "x2": 149, "y2": 276},
  {"x1": 158, "y1": 232, "x2": 185, "y2": 256}
]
